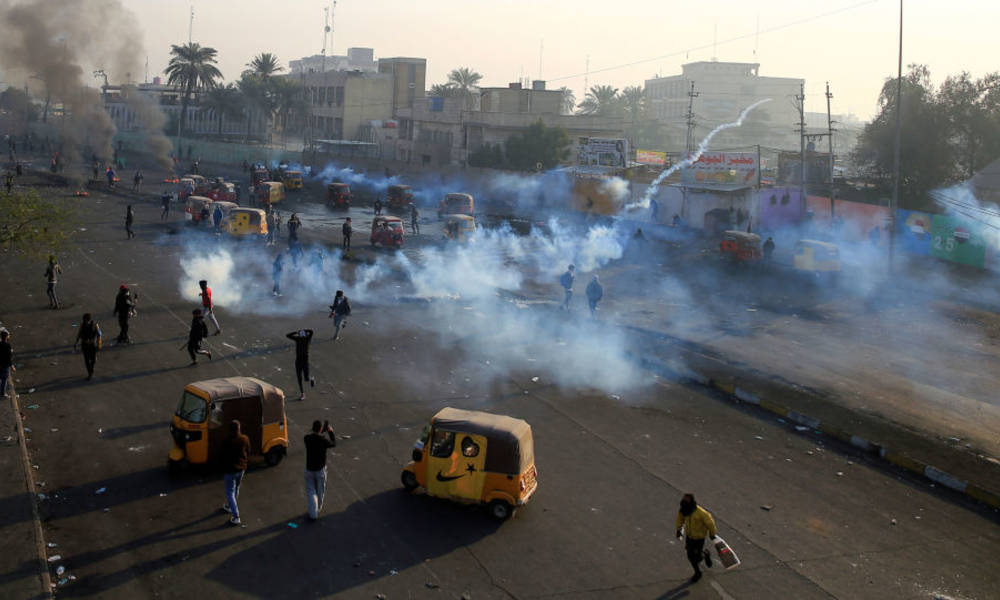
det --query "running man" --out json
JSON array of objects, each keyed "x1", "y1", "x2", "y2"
[
  {"x1": 199, "y1": 280, "x2": 222, "y2": 335},
  {"x1": 286, "y1": 329, "x2": 315, "y2": 400}
]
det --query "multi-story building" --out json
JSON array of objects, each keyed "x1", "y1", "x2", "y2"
[
  {"x1": 103, "y1": 81, "x2": 261, "y2": 138},
  {"x1": 645, "y1": 61, "x2": 803, "y2": 150},
  {"x1": 297, "y1": 69, "x2": 393, "y2": 141},
  {"x1": 393, "y1": 82, "x2": 625, "y2": 167},
  {"x1": 289, "y1": 48, "x2": 376, "y2": 75},
  {"x1": 377, "y1": 57, "x2": 426, "y2": 113}
]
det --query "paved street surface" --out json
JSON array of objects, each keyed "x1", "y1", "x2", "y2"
[{"x1": 1, "y1": 179, "x2": 998, "y2": 599}]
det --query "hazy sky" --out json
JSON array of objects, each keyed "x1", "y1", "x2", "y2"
[{"x1": 121, "y1": 0, "x2": 996, "y2": 121}]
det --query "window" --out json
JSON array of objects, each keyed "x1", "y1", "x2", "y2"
[
  {"x1": 175, "y1": 392, "x2": 206, "y2": 423},
  {"x1": 460, "y1": 436, "x2": 480, "y2": 457},
  {"x1": 430, "y1": 430, "x2": 455, "y2": 458},
  {"x1": 335, "y1": 86, "x2": 344, "y2": 107}
]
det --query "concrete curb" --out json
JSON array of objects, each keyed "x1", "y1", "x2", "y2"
[
  {"x1": 634, "y1": 354, "x2": 1000, "y2": 512},
  {"x1": 8, "y1": 386, "x2": 55, "y2": 598},
  {"x1": 708, "y1": 378, "x2": 1000, "y2": 512}
]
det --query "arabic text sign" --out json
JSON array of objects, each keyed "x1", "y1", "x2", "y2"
[
  {"x1": 636, "y1": 149, "x2": 666, "y2": 165},
  {"x1": 681, "y1": 151, "x2": 758, "y2": 185}
]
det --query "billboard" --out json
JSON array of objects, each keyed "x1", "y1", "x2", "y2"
[
  {"x1": 777, "y1": 151, "x2": 831, "y2": 185},
  {"x1": 680, "y1": 152, "x2": 758, "y2": 185},
  {"x1": 636, "y1": 149, "x2": 667, "y2": 166},
  {"x1": 929, "y1": 214, "x2": 989, "y2": 268},
  {"x1": 577, "y1": 137, "x2": 628, "y2": 168}
]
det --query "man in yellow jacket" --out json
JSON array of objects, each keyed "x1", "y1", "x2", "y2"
[{"x1": 675, "y1": 493, "x2": 717, "y2": 582}]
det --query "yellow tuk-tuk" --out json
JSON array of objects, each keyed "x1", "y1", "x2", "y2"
[
  {"x1": 257, "y1": 181, "x2": 285, "y2": 205},
  {"x1": 443, "y1": 214, "x2": 477, "y2": 242},
  {"x1": 282, "y1": 170, "x2": 303, "y2": 191},
  {"x1": 438, "y1": 193, "x2": 475, "y2": 218},
  {"x1": 401, "y1": 407, "x2": 538, "y2": 520},
  {"x1": 169, "y1": 377, "x2": 288, "y2": 473},
  {"x1": 793, "y1": 239, "x2": 841, "y2": 273},
  {"x1": 185, "y1": 195, "x2": 213, "y2": 223},
  {"x1": 222, "y1": 207, "x2": 268, "y2": 238}
]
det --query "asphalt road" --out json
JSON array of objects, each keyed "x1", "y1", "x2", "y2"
[{"x1": 1, "y1": 181, "x2": 998, "y2": 599}]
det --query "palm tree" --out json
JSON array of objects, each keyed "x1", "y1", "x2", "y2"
[
  {"x1": 447, "y1": 67, "x2": 483, "y2": 109},
  {"x1": 237, "y1": 74, "x2": 268, "y2": 141},
  {"x1": 202, "y1": 84, "x2": 242, "y2": 136},
  {"x1": 271, "y1": 77, "x2": 306, "y2": 143},
  {"x1": 621, "y1": 85, "x2": 645, "y2": 123},
  {"x1": 576, "y1": 85, "x2": 621, "y2": 117},
  {"x1": 246, "y1": 52, "x2": 284, "y2": 79},
  {"x1": 429, "y1": 83, "x2": 460, "y2": 98},
  {"x1": 164, "y1": 43, "x2": 223, "y2": 136},
  {"x1": 558, "y1": 86, "x2": 576, "y2": 115}
]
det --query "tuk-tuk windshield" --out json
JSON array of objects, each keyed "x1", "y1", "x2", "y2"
[{"x1": 176, "y1": 391, "x2": 207, "y2": 423}]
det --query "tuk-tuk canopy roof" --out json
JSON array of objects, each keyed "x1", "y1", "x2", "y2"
[
  {"x1": 388, "y1": 184, "x2": 411, "y2": 192},
  {"x1": 187, "y1": 377, "x2": 283, "y2": 402},
  {"x1": 328, "y1": 182, "x2": 350, "y2": 189},
  {"x1": 262, "y1": 181, "x2": 282, "y2": 188},
  {"x1": 184, "y1": 174, "x2": 206, "y2": 182},
  {"x1": 446, "y1": 214, "x2": 476, "y2": 222},
  {"x1": 797, "y1": 239, "x2": 838, "y2": 250},
  {"x1": 374, "y1": 216, "x2": 403, "y2": 223},
  {"x1": 211, "y1": 201, "x2": 238, "y2": 209},
  {"x1": 723, "y1": 231, "x2": 760, "y2": 242},
  {"x1": 188, "y1": 195, "x2": 212, "y2": 203},
  {"x1": 231, "y1": 207, "x2": 266, "y2": 216},
  {"x1": 432, "y1": 407, "x2": 534, "y2": 474},
  {"x1": 445, "y1": 193, "x2": 473, "y2": 201}
]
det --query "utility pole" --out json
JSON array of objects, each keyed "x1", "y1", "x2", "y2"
[
  {"x1": 890, "y1": 0, "x2": 903, "y2": 272},
  {"x1": 584, "y1": 55, "x2": 590, "y2": 97},
  {"x1": 188, "y1": 6, "x2": 194, "y2": 45},
  {"x1": 826, "y1": 81, "x2": 836, "y2": 219},
  {"x1": 797, "y1": 82, "x2": 806, "y2": 210},
  {"x1": 685, "y1": 81, "x2": 699, "y2": 154}
]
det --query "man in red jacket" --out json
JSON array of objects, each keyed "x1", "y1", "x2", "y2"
[{"x1": 199, "y1": 280, "x2": 222, "y2": 335}]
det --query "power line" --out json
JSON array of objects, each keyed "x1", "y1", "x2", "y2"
[{"x1": 547, "y1": 0, "x2": 880, "y2": 83}]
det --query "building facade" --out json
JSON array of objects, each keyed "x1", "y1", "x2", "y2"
[
  {"x1": 289, "y1": 48, "x2": 376, "y2": 75},
  {"x1": 645, "y1": 61, "x2": 803, "y2": 150},
  {"x1": 297, "y1": 70, "x2": 393, "y2": 142},
  {"x1": 377, "y1": 57, "x2": 426, "y2": 113},
  {"x1": 393, "y1": 83, "x2": 624, "y2": 167}
]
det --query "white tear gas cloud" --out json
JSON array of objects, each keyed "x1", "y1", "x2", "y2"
[
  {"x1": 0, "y1": 0, "x2": 150, "y2": 167},
  {"x1": 174, "y1": 217, "x2": 640, "y2": 393},
  {"x1": 632, "y1": 98, "x2": 772, "y2": 208}
]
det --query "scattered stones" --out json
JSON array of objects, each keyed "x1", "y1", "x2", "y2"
[{"x1": 760, "y1": 505, "x2": 773, "y2": 511}]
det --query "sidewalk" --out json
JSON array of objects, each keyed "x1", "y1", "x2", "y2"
[{"x1": 0, "y1": 382, "x2": 51, "y2": 599}]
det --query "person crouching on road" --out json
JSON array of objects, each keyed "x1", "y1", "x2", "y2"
[
  {"x1": 221, "y1": 420, "x2": 250, "y2": 526},
  {"x1": 676, "y1": 493, "x2": 717, "y2": 583},
  {"x1": 186, "y1": 309, "x2": 212, "y2": 365},
  {"x1": 304, "y1": 419, "x2": 336, "y2": 521}
]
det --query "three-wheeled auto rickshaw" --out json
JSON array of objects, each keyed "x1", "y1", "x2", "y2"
[
  {"x1": 251, "y1": 165, "x2": 270, "y2": 187},
  {"x1": 326, "y1": 182, "x2": 351, "y2": 209},
  {"x1": 177, "y1": 177, "x2": 196, "y2": 201},
  {"x1": 221, "y1": 207, "x2": 268, "y2": 239},
  {"x1": 401, "y1": 407, "x2": 537, "y2": 521},
  {"x1": 168, "y1": 377, "x2": 288, "y2": 473},
  {"x1": 256, "y1": 181, "x2": 285, "y2": 206},
  {"x1": 282, "y1": 170, "x2": 303, "y2": 191},
  {"x1": 207, "y1": 180, "x2": 237, "y2": 203},
  {"x1": 185, "y1": 195, "x2": 213, "y2": 223},
  {"x1": 719, "y1": 230, "x2": 763, "y2": 263},
  {"x1": 793, "y1": 239, "x2": 840, "y2": 279},
  {"x1": 387, "y1": 184, "x2": 414, "y2": 210},
  {"x1": 370, "y1": 216, "x2": 405, "y2": 248},
  {"x1": 438, "y1": 193, "x2": 474, "y2": 219},
  {"x1": 443, "y1": 214, "x2": 477, "y2": 242}
]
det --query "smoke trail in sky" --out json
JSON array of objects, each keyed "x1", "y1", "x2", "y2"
[{"x1": 630, "y1": 98, "x2": 772, "y2": 209}]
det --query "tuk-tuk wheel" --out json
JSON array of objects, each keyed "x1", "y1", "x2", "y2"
[
  {"x1": 167, "y1": 459, "x2": 184, "y2": 478},
  {"x1": 265, "y1": 446, "x2": 284, "y2": 467},
  {"x1": 489, "y1": 499, "x2": 513, "y2": 521},
  {"x1": 401, "y1": 470, "x2": 418, "y2": 491}
]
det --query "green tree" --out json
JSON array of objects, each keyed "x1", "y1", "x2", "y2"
[
  {"x1": 0, "y1": 87, "x2": 38, "y2": 123},
  {"x1": 576, "y1": 85, "x2": 622, "y2": 117},
  {"x1": 246, "y1": 52, "x2": 283, "y2": 79},
  {"x1": 558, "y1": 86, "x2": 576, "y2": 115},
  {"x1": 938, "y1": 71, "x2": 1000, "y2": 179},
  {"x1": 271, "y1": 77, "x2": 306, "y2": 139},
  {"x1": 164, "y1": 43, "x2": 223, "y2": 135},
  {"x1": 447, "y1": 67, "x2": 483, "y2": 109},
  {"x1": 0, "y1": 188, "x2": 73, "y2": 258},
  {"x1": 202, "y1": 83, "x2": 243, "y2": 135},
  {"x1": 621, "y1": 85, "x2": 645, "y2": 123},
  {"x1": 503, "y1": 119, "x2": 570, "y2": 171},
  {"x1": 237, "y1": 73, "x2": 271, "y2": 140},
  {"x1": 429, "y1": 83, "x2": 461, "y2": 98},
  {"x1": 468, "y1": 143, "x2": 505, "y2": 169},
  {"x1": 853, "y1": 65, "x2": 956, "y2": 206}
]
